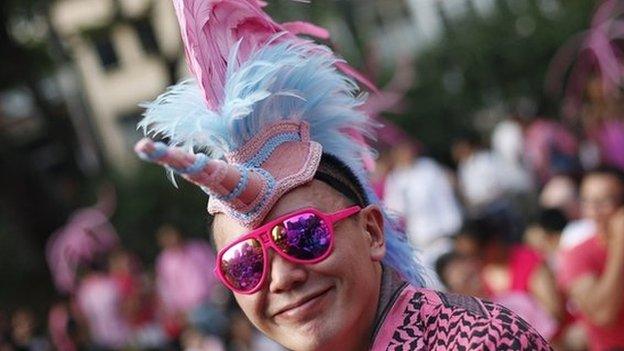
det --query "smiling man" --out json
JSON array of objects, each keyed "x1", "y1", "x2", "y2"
[{"x1": 134, "y1": 1, "x2": 551, "y2": 349}]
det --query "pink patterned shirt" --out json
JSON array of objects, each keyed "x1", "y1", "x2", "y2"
[{"x1": 371, "y1": 270, "x2": 552, "y2": 350}]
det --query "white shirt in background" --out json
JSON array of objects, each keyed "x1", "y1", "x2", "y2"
[
  {"x1": 491, "y1": 120, "x2": 534, "y2": 194},
  {"x1": 384, "y1": 157, "x2": 463, "y2": 258},
  {"x1": 457, "y1": 150, "x2": 508, "y2": 209},
  {"x1": 559, "y1": 219, "x2": 595, "y2": 250}
]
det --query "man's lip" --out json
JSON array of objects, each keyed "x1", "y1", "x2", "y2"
[{"x1": 271, "y1": 287, "x2": 333, "y2": 318}]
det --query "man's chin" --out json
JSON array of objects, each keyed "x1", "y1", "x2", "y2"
[
  {"x1": 278, "y1": 333, "x2": 337, "y2": 351},
  {"x1": 274, "y1": 316, "x2": 341, "y2": 351}
]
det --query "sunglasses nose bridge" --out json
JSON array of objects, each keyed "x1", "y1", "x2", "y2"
[{"x1": 258, "y1": 232, "x2": 271, "y2": 244}]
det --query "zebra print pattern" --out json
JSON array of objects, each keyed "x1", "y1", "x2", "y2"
[{"x1": 383, "y1": 289, "x2": 552, "y2": 350}]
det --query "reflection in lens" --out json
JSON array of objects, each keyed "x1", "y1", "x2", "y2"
[
  {"x1": 220, "y1": 239, "x2": 263, "y2": 291},
  {"x1": 273, "y1": 213, "x2": 331, "y2": 260}
]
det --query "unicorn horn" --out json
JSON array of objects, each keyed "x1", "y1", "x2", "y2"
[{"x1": 134, "y1": 138, "x2": 267, "y2": 207}]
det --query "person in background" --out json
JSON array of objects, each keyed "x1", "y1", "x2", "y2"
[
  {"x1": 524, "y1": 118, "x2": 580, "y2": 186},
  {"x1": 452, "y1": 133, "x2": 507, "y2": 211},
  {"x1": 582, "y1": 76, "x2": 624, "y2": 172},
  {"x1": 454, "y1": 219, "x2": 563, "y2": 324},
  {"x1": 539, "y1": 175, "x2": 580, "y2": 220},
  {"x1": 435, "y1": 251, "x2": 484, "y2": 298},
  {"x1": 525, "y1": 210, "x2": 589, "y2": 351},
  {"x1": 385, "y1": 141, "x2": 463, "y2": 265},
  {"x1": 74, "y1": 257, "x2": 130, "y2": 349},
  {"x1": 557, "y1": 166, "x2": 624, "y2": 350},
  {"x1": 7, "y1": 309, "x2": 50, "y2": 351},
  {"x1": 155, "y1": 225, "x2": 221, "y2": 343},
  {"x1": 539, "y1": 174, "x2": 597, "y2": 251},
  {"x1": 491, "y1": 115, "x2": 534, "y2": 195},
  {"x1": 108, "y1": 249, "x2": 168, "y2": 349},
  {"x1": 452, "y1": 133, "x2": 524, "y2": 243},
  {"x1": 435, "y1": 251, "x2": 557, "y2": 340},
  {"x1": 47, "y1": 299, "x2": 80, "y2": 351},
  {"x1": 524, "y1": 208, "x2": 568, "y2": 272}
]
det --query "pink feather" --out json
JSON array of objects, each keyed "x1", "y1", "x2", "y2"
[
  {"x1": 172, "y1": 0, "x2": 376, "y2": 109},
  {"x1": 545, "y1": 0, "x2": 624, "y2": 118},
  {"x1": 172, "y1": 0, "x2": 282, "y2": 109}
]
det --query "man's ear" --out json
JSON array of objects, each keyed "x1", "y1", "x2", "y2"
[{"x1": 360, "y1": 204, "x2": 385, "y2": 261}]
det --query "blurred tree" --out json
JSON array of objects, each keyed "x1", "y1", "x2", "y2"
[
  {"x1": 391, "y1": 0, "x2": 596, "y2": 160},
  {"x1": 110, "y1": 165, "x2": 209, "y2": 263},
  {"x1": 0, "y1": 0, "x2": 603, "y2": 312},
  {"x1": 269, "y1": 0, "x2": 596, "y2": 162},
  {"x1": 0, "y1": 0, "x2": 86, "y2": 308}
]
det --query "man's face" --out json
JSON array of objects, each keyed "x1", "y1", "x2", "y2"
[
  {"x1": 451, "y1": 141, "x2": 472, "y2": 164},
  {"x1": 213, "y1": 180, "x2": 385, "y2": 351},
  {"x1": 580, "y1": 174, "x2": 623, "y2": 234},
  {"x1": 443, "y1": 257, "x2": 483, "y2": 297}
]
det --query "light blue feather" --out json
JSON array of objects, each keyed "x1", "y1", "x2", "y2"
[{"x1": 138, "y1": 38, "x2": 427, "y2": 287}]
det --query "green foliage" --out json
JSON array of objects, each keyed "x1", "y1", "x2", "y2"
[
  {"x1": 395, "y1": 0, "x2": 595, "y2": 158},
  {"x1": 109, "y1": 165, "x2": 210, "y2": 263}
]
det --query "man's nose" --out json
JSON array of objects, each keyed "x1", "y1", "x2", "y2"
[{"x1": 268, "y1": 251, "x2": 308, "y2": 293}]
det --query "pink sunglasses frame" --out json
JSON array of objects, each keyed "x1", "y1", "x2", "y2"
[{"x1": 214, "y1": 205, "x2": 361, "y2": 294}]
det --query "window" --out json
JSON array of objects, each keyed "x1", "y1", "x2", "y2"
[
  {"x1": 134, "y1": 18, "x2": 159, "y2": 55},
  {"x1": 93, "y1": 34, "x2": 119, "y2": 70},
  {"x1": 118, "y1": 111, "x2": 144, "y2": 153}
]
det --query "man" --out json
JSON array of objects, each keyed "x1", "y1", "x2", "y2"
[
  {"x1": 452, "y1": 134, "x2": 523, "y2": 244},
  {"x1": 384, "y1": 141, "x2": 463, "y2": 265},
  {"x1": 558, "y1": 167, "x2": 624, "y2": 350},
  {"x1": 134, "y1": 1, "x2": 550, "y2": 349}
]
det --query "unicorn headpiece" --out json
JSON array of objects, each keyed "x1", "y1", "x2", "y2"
[{"x1": 135, "y1": 0, "x2": 426, "y2": 286}]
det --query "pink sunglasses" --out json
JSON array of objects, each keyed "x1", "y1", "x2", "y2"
[{"x1": 215, "y1": 206, "x2": 361, "y2": 294}]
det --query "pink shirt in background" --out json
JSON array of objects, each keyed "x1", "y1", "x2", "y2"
[
  {"x1": 48, "y1": 303, "x2": 76, "y2": 351},
  {"x1": 76, "y1": 274, "x2": 130, "y2": 348},
  {"x1": 509, "y1": 245, "x2": 544, "y2": 292},
  {"x1": 156, "y1": 240, "x2": 217, "y2": 314},
  {"x1": 558, "y1": 236, "x2": 624, "y2": 351},
  {"x1": 597, "y1": 120, "x2": 624, "y2": 171}
]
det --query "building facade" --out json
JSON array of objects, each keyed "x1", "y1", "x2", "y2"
[{"x1": 50, "y1": 0, "x2": 184, "y2": 170}]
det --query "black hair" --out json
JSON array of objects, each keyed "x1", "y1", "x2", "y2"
[
  {"x1": 583, "y1": 165, "x2": 624, "y2": 204},
  {"x1": 451, "y1": 131, "x2": 482, "y2": 148},
  {"x1": 537, "y1": 208, "x2": 568, "y2": 234},
  {"x1": 207, "y1": 153, "x2": 368, "y2": 243},
  {"x1": 435, "y1": 251, "x2": 461, "y2": 288},
  {"x1": 456, "y1": 218, "x2": 497, "y2": 249},
  {"x1": 313, "y1": 153, "x2": 369, "y2": 207},
  {"x1": 584, "y1": 165, "x2": 624, "y2": 185}
]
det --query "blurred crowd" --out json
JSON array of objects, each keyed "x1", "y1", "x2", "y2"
[
  {"x1": 2, "y1": 101, "x2": 624, "y2": 351},
  {"x1": 1, "y1": 209, "x2": 285, "y2": 351},
  {"x1": 375, "y1": 96, "x2": 624, "y2": 350},
  {"x1": 1, "y1": 75, "x2": 624, "y2": 350},
  {"x1": 3, "y1": 107, "x2": 622, "y2": 351}
]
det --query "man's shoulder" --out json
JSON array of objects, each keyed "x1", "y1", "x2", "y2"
[
  {"x1": 378, "y1": 286, "x2": 552, "y2": 350},
  {"x1": 410, "y1": 288, "x2": 519, "y2": 325},
  {"x1": 418, "y1": 288, "x2": 490, "y2": 317}
]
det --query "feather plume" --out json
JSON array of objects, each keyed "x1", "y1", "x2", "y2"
[
  {"x1": 172, "y1": 0, "x2": 375, "y2": 108},
  {"x1": 140, "y1": 38, "x2": 372, "y2": 159},
  {"x1": 138, "y1": 38, "x2": 426, "y2": 286}
]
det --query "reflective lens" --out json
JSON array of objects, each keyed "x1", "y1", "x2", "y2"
[
  {"x1": 271, "y1": 212, "x2": 331, "y2": 260},
  {"x1": 220, "y1": 239, "x2": 264, "y2": 291}
]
